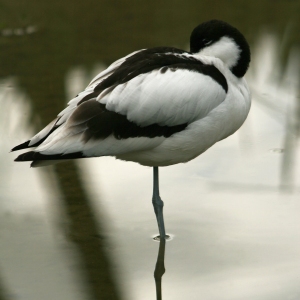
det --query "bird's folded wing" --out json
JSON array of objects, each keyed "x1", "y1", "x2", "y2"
[{"x1": 97, "y1": 66, "x2": 227, "y2": 127}]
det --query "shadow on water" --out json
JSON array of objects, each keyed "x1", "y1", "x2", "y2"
[{"x1": 53, "y1": 162, "x2": 122, "y2": 300}]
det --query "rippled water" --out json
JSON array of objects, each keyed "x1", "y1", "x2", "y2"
[{"x1": 1, "y1": 1, "x2": 300, "y2": 299}]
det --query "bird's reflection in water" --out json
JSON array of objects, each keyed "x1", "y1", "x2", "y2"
[{"x1": 154, "y1": 238, "x2": 167, "y2": 300}]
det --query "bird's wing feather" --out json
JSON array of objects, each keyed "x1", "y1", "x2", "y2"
[
  {"x1": 87, "y1": 49, "x2": 145, "y2": 88},
  {"x1": 98, "y1": 66, "x2": 227, "y2": 127}
]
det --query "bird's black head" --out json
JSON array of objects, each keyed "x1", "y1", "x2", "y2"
[{"x1": 190, "y1": 20, "x2": 250, "y2": 78}]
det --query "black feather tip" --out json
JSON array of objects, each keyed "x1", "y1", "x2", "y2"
[
  {"x1": 11, "y1": 140, "x2": 31, "y2": 152},
  {"x1": 14, "y1": 151, "x2": 85, "y2": 162}
]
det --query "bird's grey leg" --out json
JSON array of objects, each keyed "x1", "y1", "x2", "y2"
[{"x1": 152, "y1": 167, "x2": 166, "y2": 239}]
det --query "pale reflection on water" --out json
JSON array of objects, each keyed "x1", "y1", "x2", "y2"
[{"x1": 1, "y1": 30, "x2": 300, "y2": 300}]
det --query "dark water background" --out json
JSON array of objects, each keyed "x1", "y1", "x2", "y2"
[{"x1": 1, "y1": 1, "x2": 300, "y2": 299}]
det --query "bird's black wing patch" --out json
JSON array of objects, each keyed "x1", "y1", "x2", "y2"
[{"x1": 67, "y1": 99, "x2": 188, "y2": 142}]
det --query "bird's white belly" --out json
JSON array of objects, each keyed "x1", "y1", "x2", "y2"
[{"x1": 116, "y1": 117, "x2": 223, "y2": 166}]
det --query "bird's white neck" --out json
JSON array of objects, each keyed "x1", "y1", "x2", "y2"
[{"x1": 196, "y1": 36, "x2": 241, "y2": 70}]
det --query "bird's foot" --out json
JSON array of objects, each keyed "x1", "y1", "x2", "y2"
[{"x1": 153, "y1": 234, "x2": 171, "y2": 241}]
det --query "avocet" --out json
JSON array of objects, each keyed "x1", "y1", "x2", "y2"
[{"x1": 12, "y1": 20, "x2": 251, "y2": 239}]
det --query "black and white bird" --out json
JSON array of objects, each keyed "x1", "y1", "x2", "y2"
[{"x1": 12, "y1": 20, "x2": 251, "y2": 239}]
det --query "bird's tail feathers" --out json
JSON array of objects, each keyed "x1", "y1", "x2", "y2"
[
  {"x1": 11, "y1": 118, "x2": 60, "y2": 152},
  {"x1": 14, "y1": 150, "x2": 85, "y2": 168}
]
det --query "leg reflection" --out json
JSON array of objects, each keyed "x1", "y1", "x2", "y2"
[{"x1": 154, "y1": 238, "x2": 166, "y2": 300}]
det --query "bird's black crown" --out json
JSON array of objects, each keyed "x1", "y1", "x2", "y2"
[{"x1": 190, "y1": 20, "x2": 250, "y2": 78}]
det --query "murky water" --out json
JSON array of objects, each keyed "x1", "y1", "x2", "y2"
[{"x1": 1, "y1": 1, "x2": 300, "y2": 299}]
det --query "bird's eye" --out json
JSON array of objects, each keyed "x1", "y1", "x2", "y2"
[{"x1": 203, "y1": 39, "x2": 213, "y2": 46}]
